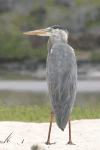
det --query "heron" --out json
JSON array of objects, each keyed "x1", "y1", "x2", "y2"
[{"x1": 24, "y1": 25, "x2": 77, "y2": 145}]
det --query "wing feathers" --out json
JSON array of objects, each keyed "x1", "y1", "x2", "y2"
[{"x1": 46, "y1": 42, "x2": 77, "y2": 130}]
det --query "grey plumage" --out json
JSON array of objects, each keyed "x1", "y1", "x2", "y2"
[{"x1": 46, "y1": 42, "x2": 77, "y2": 131}]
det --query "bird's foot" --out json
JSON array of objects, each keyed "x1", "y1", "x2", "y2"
[
  {"x1": 45, "y1": 141, "x2": 56, "y2": 145},
  {"x1": 67, "y1": 141, "x2": 75, "y2": 145}
]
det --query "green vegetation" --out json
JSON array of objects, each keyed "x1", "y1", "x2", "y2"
[
  {"x1": 71, "y1": 104, "x2": 100, "y2": 120},
  {"x1": 0, "y1": 104, "x2": 99, "y2": 122},
  {"x1": 0, "y1": 105, "x2": 51, "y2": 122},
  {"x1": 76, "y1": 0, "x2": 100, "y2": 6},
  {"x1": 0, "y1": 11, "x2": 47, "y2": 60},
  {"x1": 0, "y1": 91, "x2": 100, "y2": 122},
  {"x1": 46, "y1": 0, "x2": 55, "y2": 9},
  {"x1": 59, "y1": 6, "x2": 68, "y2": 13},
  {"x1": 85, "y1": 19, "x2": 100, "y2": 29},
  {"x1": 0, "y1": 13, "x2": 32, "y2": 59},
  {"x1": 0, "y1": 1, "x2": 100, "y2": 62}
]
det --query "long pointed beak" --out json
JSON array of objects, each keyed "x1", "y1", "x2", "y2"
[{"x1": 23, "y1": 28, "x2": 51, "y2": 36}]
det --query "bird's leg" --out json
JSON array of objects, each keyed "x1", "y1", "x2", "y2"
[
  {"x1": 67, "y1": 117, "x2": 73, "y2": 145},
  {"x1": 46, "y1": 108, "x2": 54, "y2": 145}
]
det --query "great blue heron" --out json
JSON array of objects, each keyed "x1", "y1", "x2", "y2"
[{"x1": 24, "y1": 25, "x2": 77, "y2": 145}]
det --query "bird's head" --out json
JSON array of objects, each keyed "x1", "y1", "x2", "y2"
[{"x1": 23, "y1": 25, "x2": 68, "y2": 43}]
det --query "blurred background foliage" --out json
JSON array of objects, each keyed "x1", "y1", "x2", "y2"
[{"x1": 0, "y1": 0, "x2": 100, "y2": 62}]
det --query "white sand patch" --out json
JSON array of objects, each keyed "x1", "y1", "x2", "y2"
[{"x1": 0, "y1": 119, "x2": 100, "y2": 150}]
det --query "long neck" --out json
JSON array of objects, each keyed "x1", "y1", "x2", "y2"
[{"x1": 47, "y1": 32, "x2": 68, "y2": 51}]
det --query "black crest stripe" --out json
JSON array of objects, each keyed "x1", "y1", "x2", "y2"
[{"x1": 51, "y1": 25, "x2": 62, "y2": 29}]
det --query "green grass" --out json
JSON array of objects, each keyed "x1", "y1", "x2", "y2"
[
  {"x1": 71, "y1": 104, "x2": 100, "y2": 120},
  {"x1": 0, "y1": 105, "x2": 51, "y2": 122},
  {"x1": 0, "y1": 104, "x2": 100, "y2": 122}
]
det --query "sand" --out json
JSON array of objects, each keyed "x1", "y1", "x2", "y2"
[{"x1": 0, "y1": 119, "x2": 100, "y2": 150}]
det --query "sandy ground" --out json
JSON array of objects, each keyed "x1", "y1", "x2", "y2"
[{"x1": 0, "y1": 119, "x2": 100, "y2": 150}]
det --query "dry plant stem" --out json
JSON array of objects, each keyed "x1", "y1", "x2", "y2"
[
  {"x1": 46, "y1": 108, "x2": 54, "y2": 145},
  {"x1": 4, "y1": 132, "x2": 13, "y2": 143}
]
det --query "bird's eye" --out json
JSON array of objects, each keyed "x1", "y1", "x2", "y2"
[{"x1": 50, "y1": 28, "x2": 52, "y2": 31}]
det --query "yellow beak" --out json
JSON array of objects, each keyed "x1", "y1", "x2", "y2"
[{"x1": 23, "y1": 28, "x2": 51, "y2": 36}]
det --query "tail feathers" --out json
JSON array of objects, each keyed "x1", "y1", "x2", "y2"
[
  {"x1": 61, "y1": 128, "x2": 64, "y2": 131},
  {"x1": 55, "y1": 108, "x2": 71, "y2": 131}
]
